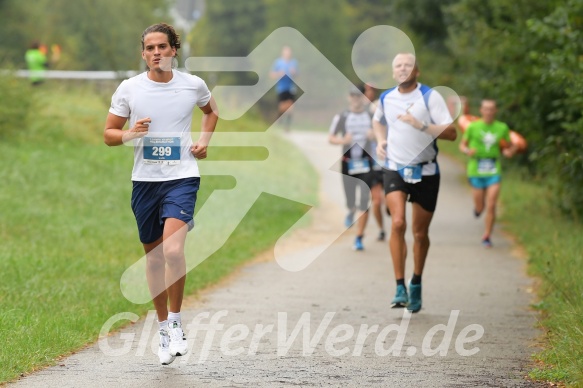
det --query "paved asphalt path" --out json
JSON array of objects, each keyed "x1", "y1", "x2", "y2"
[{"x1": 11, "y1": 131, "x2": 542, "y2": 387}]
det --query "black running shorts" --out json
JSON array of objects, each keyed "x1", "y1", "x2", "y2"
[{"x1": 383, "y1": 170, "x2": 440, "y2": 212}]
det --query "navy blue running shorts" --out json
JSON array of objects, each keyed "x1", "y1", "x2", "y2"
[{"x1": 131, "y1": 177, "x2": 200, "y2": 244}]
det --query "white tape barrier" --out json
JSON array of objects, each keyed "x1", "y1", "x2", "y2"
[{"x1": 4, "y1": 69, "x2": 140, "y2": 80}]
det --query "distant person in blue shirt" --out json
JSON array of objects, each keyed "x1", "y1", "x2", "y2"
[{"x1": 270, "y1": 46, "x2": 298, "y2": 131}]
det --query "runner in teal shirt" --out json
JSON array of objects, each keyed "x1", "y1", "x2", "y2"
[{"x1": 459, "y1": 99, "x2": 516, "y2": 247}]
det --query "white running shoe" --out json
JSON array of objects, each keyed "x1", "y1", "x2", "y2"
[
  {"x1": 168, "y1": 321, "x2": 188, "y2": 357},
  {"x1": 158, "y1": 329, "x2": 176, "y2": 365}
]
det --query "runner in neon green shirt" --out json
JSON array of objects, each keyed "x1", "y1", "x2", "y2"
[
  {"x1": 25, "y1": 42, "x2": 48, "y2": 85},
  {"x1": 459, "y1": 99, "x2": 516, "y2": 247}
]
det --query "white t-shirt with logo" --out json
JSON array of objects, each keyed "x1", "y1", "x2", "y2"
[
  {"x1": 373, "y1": 83, "x2": 452, "y2": 175},
  {"x1": 109, "y1": 69, "x2": 211, "y2": 182}
]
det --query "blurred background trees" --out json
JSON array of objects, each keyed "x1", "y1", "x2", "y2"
[
  {"x1": 0, "y1": 0, "x2": 581, "y2": 217},
  {"x1": 0, "y1": 0, "x2": 167, "y2": 70}
]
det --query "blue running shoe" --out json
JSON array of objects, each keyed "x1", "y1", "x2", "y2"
[
  {"x1": 353, "y1": 236, "x2": 364, "y2": 251},
  {"x1": 344, "y1": 211, "x2": 355, "y2": 228},
  {"x1": 391, "y1": 284, "x2": 408, "y2": 307},
  {"x1": 407, "y1": 282, "x2": 422, "y2": 313},
  {"x1": 482, "y1": 237, "x2": 492, "y2": 248}
]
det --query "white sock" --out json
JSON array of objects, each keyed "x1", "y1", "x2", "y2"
[
  {"x1": 168, "y1": 312, "x2": 181, "y2": 325},
  {"x1": 158, "y1": 320, "x2": 168, "y2": 331}
]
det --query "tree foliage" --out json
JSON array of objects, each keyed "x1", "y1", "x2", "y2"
[
  {"x1": 0, "y1": 0, "x2": 168, "y2": 70},
  {"x1": 527, "y1": 0, "x2": 583, "y2": 217},
  {"x1": 262, "y1": 0, "x2": 351, "y2": 75},
  {"x1": 188, "y1": 0, "x2": 266, "y2": 85},
  {"x1": 191, "y1": 0, "x2": 351, "y2": 78},
  {"x1": 445, "y1": 0, "x2": 583, "y2": 217},
  {"x1": 1, "y1": 0, "x2": 581, "y2": 219},
  {"x1": 190, "y1": 0, "x2": 266, "y2": 58}
]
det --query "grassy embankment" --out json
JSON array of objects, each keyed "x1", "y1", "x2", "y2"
[{"x1": 0, "y1": 81, "x2": 317, "y2": 383}]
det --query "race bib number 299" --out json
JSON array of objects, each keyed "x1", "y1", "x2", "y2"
[{"x1": 143, "y1": 137, "x2": 180, "y2": 165}]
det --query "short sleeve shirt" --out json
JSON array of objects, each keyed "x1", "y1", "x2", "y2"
[
  {"x1": 462, "y1": 119, "x2": 511, "y2": 177},
  {"x1": 109, "y1": 69, "x2": 211, "y2": 182},
  {"x1": 373, "y1": 83, "x2": 453, "y2": 175},
  {"x1": 271, "y1": 58, "x2": 298, "y2": 94}
]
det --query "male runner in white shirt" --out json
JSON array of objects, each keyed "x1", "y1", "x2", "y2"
[
  {"x1": 104, "y1": 23, "x2": 218, "y2": 364},
  {"x1": 373, "y1": 53, "x2": 456, "y2": 313}
]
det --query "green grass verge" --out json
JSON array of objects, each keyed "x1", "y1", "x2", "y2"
[
  {"x1": 440, "y1": 130, "x2": 583, "y2": 386},
  {"x1": 0, "y1": 83, "x2": 317, "y2": 383},
  {"x1": 500, "y1": 171, "x2": 583, "y2": 386}
]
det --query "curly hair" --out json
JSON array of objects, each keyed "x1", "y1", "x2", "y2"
[{"x1": 141, "y1": 23, "x2": 181, "y2": 56}]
